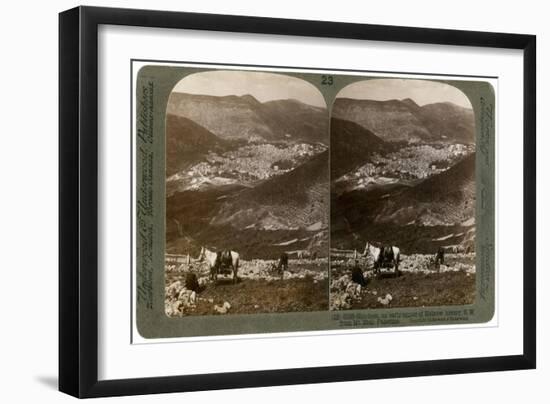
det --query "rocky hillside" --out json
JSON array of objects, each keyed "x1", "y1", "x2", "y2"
[
  {"x1": 370, "y1": 153, "x2": 476, "y2": 226},
  {"x1": 399, "y1": 153, "x2": 475, "y2": 224},
  {"x1": 331, "y1": 154, "x2": 476, "y2": 252},
  {"x1": 331, "y1": 98, "x2": 474, "y2": 144},
  {"x1": 167, "y1": 93, "x2": 328, "y2": 144},
  {"x1": 211, "y1": 150, "x2": 329, "y2": 231}
]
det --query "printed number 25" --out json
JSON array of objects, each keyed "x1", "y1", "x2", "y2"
[{"x1": 321, "y1": 75, "x2": 333, "y2": 85}]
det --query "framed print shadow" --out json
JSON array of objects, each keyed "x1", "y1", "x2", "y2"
[{"x1": 59, "y1": 6, "x2": 536, "y2": 398}]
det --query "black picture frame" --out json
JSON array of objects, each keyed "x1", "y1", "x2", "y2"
[{"x1": 59, "y1": 5, "x2": 536, "y2": 398}]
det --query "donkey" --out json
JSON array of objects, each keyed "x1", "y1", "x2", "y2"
[
  {"x1": 198, "y1": 247, "x2": 239, "y2": 284},
  {"x1": 363, "y1": 242, "x2": 400, "y2": 276}
]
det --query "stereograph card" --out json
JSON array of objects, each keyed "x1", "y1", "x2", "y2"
[{"x1": 134, "y1": 62, "x2": 495, "y2": 339}]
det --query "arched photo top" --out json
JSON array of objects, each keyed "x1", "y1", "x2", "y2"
[
  {"x1": 332, "y1": 78, "x2": 475, "y2": 144},
  {"x1": 336, "y1": 78, "x2": 473, "y2": 109},
  {"x1": 166, "y1": 70, "x2": 329, "y2": 156},
  {"x1": 170, "y1": 70, "x2": 327, "y2": 108}
]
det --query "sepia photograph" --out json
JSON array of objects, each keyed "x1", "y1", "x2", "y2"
[
  {"x1": 329, "y1": 79, "x2": 477, "y2": 310},
  {"x1": 163, "y1": 70, "x2": 330, "y2": 317},
  {"x1": 134, "y1": 63, "x2": 494, "y2": 337}
]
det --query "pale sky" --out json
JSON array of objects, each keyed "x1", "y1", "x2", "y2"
[
  {"x1": 172, "y1": 70, "x2": 326, "y2": 108},
  {"x1": 336, "y1": 78, "x2": 472, "y2": 109}
]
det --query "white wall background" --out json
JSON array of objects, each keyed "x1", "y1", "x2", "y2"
[{"x1": 0, "y1": 0, "x2": 546, "y2": 402}]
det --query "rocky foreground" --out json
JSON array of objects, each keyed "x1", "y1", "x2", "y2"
[
  {"x1": 330, "y1": 253, "x2": 476, "y2": 310},
  {"x1": 165, "y1": 258, "x2": 328, "y2": 317}
]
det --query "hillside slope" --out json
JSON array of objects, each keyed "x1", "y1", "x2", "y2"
[
  {"x1": 211, "y1": 150, "x2": 329, "y2": 230},
  {"x1": 331, "y1": 154, "x2": 476, "y2": 252},
  {"x1": 165, "y1": 114, "x2": 230, "y2": 176},
  {"x1": 377, "y1": 152, "x2": 475, "y2": 226},
  {"x1": 330, "y1": 117, "x2": 390, "y2": 178},
  {"x1": 345, "y1": 153, "x2": 476, "y2": 227},
  {"x1": 417, "y1": 102, "x2": 475, "y2": 144}
]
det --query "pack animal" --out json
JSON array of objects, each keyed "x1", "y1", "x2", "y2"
[
  {"x1": 198, "y1": 247, "x2": 239, "y2": 284},
  {"x1": 363, "y1": 242, "x2": 400, "y2": 276}
]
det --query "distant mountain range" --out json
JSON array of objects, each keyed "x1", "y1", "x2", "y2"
[
  {"x1": 331, "y1": 98, "x2": 474, "y2": 144},
  {"x1": 167, "y1": 92, "x2": 329, "y2": 145}
]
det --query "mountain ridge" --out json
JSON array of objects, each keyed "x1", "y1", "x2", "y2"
[
  {"x1": 167, "y1": 92, "x2": 328, "y2": 144},
  {"x1": 331, "y1": 97, "x2": 474, "y2": 144}
]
